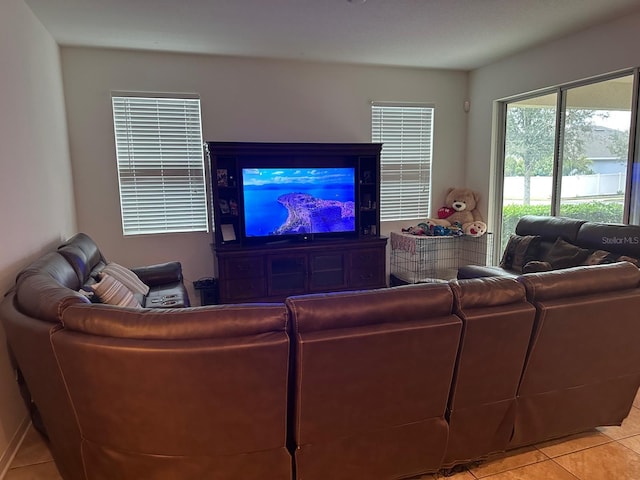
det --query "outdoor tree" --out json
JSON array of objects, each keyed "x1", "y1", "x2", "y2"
[
  {"x1": 606, "y1": 127, "x2": 631, "y2": 163},
  {"x1": 562, "y1": 109, "x2": 598, "y2": 175},
  {"x1": 505, "y1": 106, "x2": 597, "y2": 204}
]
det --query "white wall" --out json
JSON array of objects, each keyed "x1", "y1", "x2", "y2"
[
  {"x1": 60, "y1": 48, "x2": 469, "y2": 296},
  {"x1": 0, "y1": 0, "x2": 76, "y2": 472},
  {"x1": 467, "y1": 6, "x2": 640, "y2": 229}
]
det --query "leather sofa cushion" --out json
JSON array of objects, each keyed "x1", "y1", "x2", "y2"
[
  {"x1": 61, "y1": 303, "x2": 287, "y2": 340},
  {"x1": 16, "y1": 252, "x2": 80, "y2": 290},
  {"x1": 59, "y1": 233, "x2": 104, "y2": 273},
  {"x1": 576, "y1": 221, "x2": 640, "y2": 257},
  {"x1": 16, "y1": 273, "x2": 90, "y2": 323},
  {"x1": 518, "y1": 261, "x2": 640, "y2": 301},
  {"x1": 287, "y1": 283, "x2": 453, "y2": 333},
  {"x1": 451, "y1": 276, "x2": 527, "y2": 309},
  {"x1": 515, "y1": 215, "x2": 585, "y2": 242},
  {"x1": 131, "y1": 262, "x2": 183, "y2": 286},
  {"x1": 58, "y1": 244, "x2": 91, "y2": 284},
  {"x1": 457, "y1": 264, "x2": 518, "y2": 279}
]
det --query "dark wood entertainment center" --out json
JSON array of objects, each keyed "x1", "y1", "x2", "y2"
[{"x1": 206, "y1": 141, "x2": 387, "y2": 303}]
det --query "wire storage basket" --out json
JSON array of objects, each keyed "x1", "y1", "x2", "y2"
[{"x1": 390, "y1": 232, "x2": 494, "y2": 283}]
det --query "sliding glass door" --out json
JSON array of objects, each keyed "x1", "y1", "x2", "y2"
[{"x1": 499, "y1": 71, "x2": 636, "y2": 251}]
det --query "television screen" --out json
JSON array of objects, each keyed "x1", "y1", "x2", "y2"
[{"x1": 242, "y1": 167, "x2": 356, "y2": 238}]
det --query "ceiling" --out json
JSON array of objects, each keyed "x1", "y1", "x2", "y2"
[{"x1": 23, "y1": 0, "x2": 640, "y2": 70}]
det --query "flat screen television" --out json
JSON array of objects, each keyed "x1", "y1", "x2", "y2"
[{"x1": 241, "y1": 167, "x2": 357, "y2": 242}]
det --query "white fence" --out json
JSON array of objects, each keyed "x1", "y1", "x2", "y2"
[{"x1": 504, "y1": 172, "x2": 626, "y2": 202}]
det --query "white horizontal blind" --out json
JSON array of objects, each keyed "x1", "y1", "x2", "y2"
[
  {"x1": 371, "y1": 104, "x2": 433, "y2": 221},
  {"x1": 112, "y1": 95, "x2": 208, "y2": 235}
]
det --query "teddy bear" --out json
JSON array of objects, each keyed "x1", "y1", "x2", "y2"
[{"x1": 424, "y1": 187, "x2": 487, "y2": 237}]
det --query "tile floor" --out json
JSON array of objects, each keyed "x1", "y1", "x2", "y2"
[{"x1": 6, "y1": 391, "x2": 640, "y2": 479}]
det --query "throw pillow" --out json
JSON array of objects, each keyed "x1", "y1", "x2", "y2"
[
  {"x1": 90, "y1": 273, "x2": 141, "y2": 308},
  {"x1": 543, "y1": 237, "x2": 590, "y2": 269},
  {"x1": 101, "y1": 262, "x2": 150, "y2": 295},
  {"x1": 500, "y1": 234, "x2": 542, "y2": 272}
]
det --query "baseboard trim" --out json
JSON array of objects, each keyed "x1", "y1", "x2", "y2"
[{"x1": 0, "y1": 415, "x2": 31, "y2": 480}]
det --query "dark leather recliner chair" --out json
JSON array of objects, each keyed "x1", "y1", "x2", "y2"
[{"x1": 57, "y1": 233, "x2": 190, "y2": 308}]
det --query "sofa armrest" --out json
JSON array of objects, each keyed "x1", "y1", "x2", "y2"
[
  {"x1": 131, "y1": 262, "x2": 183, "y2": 287},
  {"x1": 457, "y1": 265, "x2": 518, "y2": 280}
]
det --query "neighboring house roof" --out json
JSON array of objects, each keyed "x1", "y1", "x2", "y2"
[{"x1": 583, "y1": 126, "x2": 626, "y2": 161}]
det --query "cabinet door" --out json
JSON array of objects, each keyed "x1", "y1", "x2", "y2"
[
  {"x1": 221, "y1": 277, "x2": 267, "y2": 302},
  {"x1": 268, "y1": 254, "x2": 307, "y2": 296},
  {"x1": 218, "y1": 255, "x2": 266, "y2": 302},
  {"x1": 350, "y1": 247, "x2": 385, "y2": 288},
  {"x1": 222, "y1": 256, "x2": 264, "y2": 280},
  {"x1": 309, "y1": 252, "x2": 347, "y2": 291}
]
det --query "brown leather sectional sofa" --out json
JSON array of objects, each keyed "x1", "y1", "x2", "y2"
[
  {"x1": 3, "y1": 233, "x2": 640, "y2": 479},
  {"x1": 459, "y1": 215, "x2": 640, "y2": 278}
]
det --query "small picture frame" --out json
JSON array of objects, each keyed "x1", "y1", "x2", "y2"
[
  {"x1": 229, "y1": 198, "x2": 239, "y2": 216},
  {"x1": 219, "y1": 198, "x2": 230, "y2": 215},
  {"x1": 217, "y1": 169, "x2": 228, "y2": 187},
  {"x1": 221, "y1": 224, "x2": 236, "y2": 242}
]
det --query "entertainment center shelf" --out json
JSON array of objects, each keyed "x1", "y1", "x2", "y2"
[{"x1": 206, "y1": 141, "x2": 387, "y2": 303}]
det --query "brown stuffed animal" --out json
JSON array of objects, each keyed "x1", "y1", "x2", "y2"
[{"x1": 424, "y1": 187, "x2": 487, "y2": 237}]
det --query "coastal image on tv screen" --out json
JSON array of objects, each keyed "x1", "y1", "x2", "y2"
[{"x1": 242, "y1": 167, "x2": 356, "y2": 237}]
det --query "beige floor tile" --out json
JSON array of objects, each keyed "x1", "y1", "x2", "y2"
[
  {"x1": 553, "y1": 441, "x2": 640, "y2": 480},
  {"x1": 618, "y1": 434, "x2": 640, "y2": 454},
  {"x1": 472, "y1": 460, "x2": 579, "y2": 480},
  {"x1": 598, "y1": 406, "x2": 640, "y2": 440},
  {"x1": 634, "y1": 388, "x2": 640, "y2": 409},
  {"x1": 9, "y1": 427, "x2": 53, "y2": 469},
  {"x1": 467, "y1": 446, "x2": 548, "y2": 478},
  {"x1": 534, "y1": 430, "x2": 611, "y2": 458},
  {"x1": 4, "y1": 461, "x2": 62, "y2": 480}
]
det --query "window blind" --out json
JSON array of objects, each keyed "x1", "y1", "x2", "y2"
[
  {"x1": 371, "y1": 104, "x2": 433, "y2": 221},
  {"x1": 112, "y1": 95, "x2": 208, "y2": 235}
]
